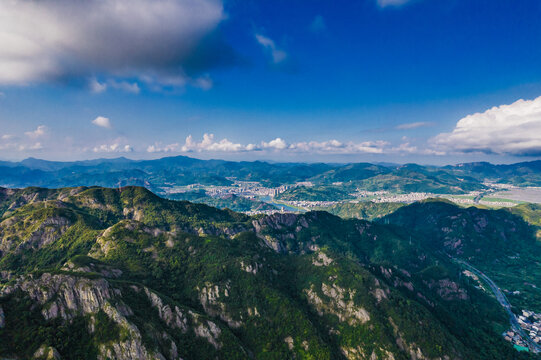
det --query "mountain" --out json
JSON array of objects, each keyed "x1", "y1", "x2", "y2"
[
  {"x1": 380, "y1": 199, "x2": 541, "y2": 313},
  {"x1": 309, "y1": 163, "x2": 392, "y2": 183},
  {"x1": 275, "y1": 185, "x2": 355, "y2": 201},
  {"x1": 167, "y1": 191, "x2": 278, "y2": 213},
  {"x1": 9, "y1": 156, "x2": 541, "y2": 195},
  {"x1": 446, "y1": 160, "x2": 541, "y2": 186},
  {"x1": 0, "y1": 186, "x2": 536, "y2": 359},
  {"x1": 319, "y1": 202, "x2": 406, "y2": 221}
]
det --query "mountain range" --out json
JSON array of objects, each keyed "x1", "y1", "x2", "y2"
[
  {"x1": 2, "y1": 156, "x2": 541, "y2": 194},
  {"x1": 0, "y1": 185, "x2": 539, "y2": 359}
]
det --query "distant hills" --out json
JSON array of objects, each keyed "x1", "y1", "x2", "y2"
[{"x1": 1, "y1": 156, "x2": 541, "y2": 195}]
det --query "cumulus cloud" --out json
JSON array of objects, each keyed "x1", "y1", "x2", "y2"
[
  {"x1": 92, "y1": 116, "x2": 112, "y2": 129},
  {"x1": 147, "y1": 134, "x2": 392, "y2": 155},
  {"x1": 0, "y1": 139, "x2": 43, "y2": 152},
  {"x1": 396, "y1": 121, "x2": 433, "y2": 130},
  {"x1": 431, "y1": 96, "x2": 541, "y2": 156},
  {"x1": 181, "y1": 134, "x2": 245, "y2": 152},
  {"x1": 262, "y1": 138, "x2": 288, "y2": 150},
  {"x1": 93, "y1": 142, "x2": 133, "y2": 153},
  {"x1": 147, "y1": 143, "x2": 181, "y2": 153},
  {"x1": 0, "y1": 0, "x2": 230, "y2": 88},
  {"x1": 289, "y1": 139, "x2": 389, "y2": 154},
  {"x1": 255, "y1": 34, "x2": 287, "y2": 64},
  {"x1": 25, "y1": 125, "x2": 48, "y2": 139}
]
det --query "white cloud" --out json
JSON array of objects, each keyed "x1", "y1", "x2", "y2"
[
  {"x1": 89, "y1": 78, "x2": 107, "y2": 93},
  {"x1": 0, "y1": 140, "x2": 43, "y2": 152},
  {"x1": 396, "y1": 121, "x2": 433, "y2": 130},
  {"x1": 147, "y1": 143, "x2": 181, "y2": 153},
  {"x1": 255, "y1": 34, "x2": 287, "y2": 64},
  {"x1": 262, "y1": 138, "x2": 288, "y2": 150},
  {"x1": 289, "y1": 140, "x2": 389, "y2": 154},
  {"x1": 92, "y1": 116, "x2": 112, "y2": 129},
  {"x1": 25, "y1": 125, "x2": 48, "y2": 139},
  {"x1": 147, "y1": 134, "x2": 393, "y2": 155},
  {"x1": 181, "y1": 134, "x2": 245, "y2": 152},
  {"x1": 1, "y1": 132, "x2": 44, "y2": 152},
  {"x1": 93, "y1": 143, "x2": 133, "y2": 153},
  {"x1": 431, "y1": 96, "x2": 541, "y2": 156},
  {"x1": 89, "y1": 78, "x2": 140, "y2": 94},
  {"x1": 0, "y1": 0, "x2": 225, "y2": 88},
  {"x1": 25, "y1": 142, "x2": 43, "y2": 151}
]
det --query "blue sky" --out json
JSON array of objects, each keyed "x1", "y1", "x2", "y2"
[{"x1": 1, "y1": 0, "x2": 541, "y2": 164}]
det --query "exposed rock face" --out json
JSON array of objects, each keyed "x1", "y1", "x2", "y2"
[
  {"x1": 0, "y1": 273, "x2": 166, "y2": 360},
  {"x1": 144, "y1": 287, "x2": 188, "y2": 332},
  {"x1": 253, "y1": 213, "x2": 300, "y2": 231},
  {"x1": 252, "y1": 212, "x2": 314, "y2": 253},
  {"x1": 1, "y1": 273, "x2": 120, "y2": 320},
  {"x1": 312, "y1": 251, "x2": 333, "y2": 267},
  {"x1": 305, "y1": 283, "x2": 370, "y2": 326},
  {"x1": 371, "y1": 287, "x2": 389, "y2": 303},
  {"x1": 33, "y1": 345, "x2": 61, "y2": 360},
  {"x1": 340, "y1": 346, "x2": 395, "y2": 360},
  {"x1": 199, "y1": 282, "x2": 242, "y2": 329},
  {"x1": 426, "y1": 279, "x2": 468, "y2": 301},
  {"x1": 388, "y1": 317, "x2": 450, "y2": 360},
  {"x1": 284, "y1": 336, "x2": 294, "y2": 351},
  {"x1": 240, "y1": 260, "x2": 262, "y2": 274},
  {"x1": 62, "y1": 260, "x2": 123, "y2": 278},
  {"x1": 190, "y1": 311, "x2": 223, "y2": 350},
  {"x1": 0, "y1": 216, "x2": 71, "y2": 254}
]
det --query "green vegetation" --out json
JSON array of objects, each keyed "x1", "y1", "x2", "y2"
[
  {"x1": 317, "y1": 201, "x2": 405, "y2": 220},
  {"x1": 0, "y1": 186, "x2": 538, "y2": 359},
  {"x1": 275, "y1": 185, "x2": 354, "y2": 201},
  {"x1": 167, "y1": 191, "x2": 277, "y2": 212},
  {"x1": 6, "y1": 155, "x2": 538, "y2": 194},
  {"x1": 382, "y1": 199, "x2": 541, "y2": 314}
]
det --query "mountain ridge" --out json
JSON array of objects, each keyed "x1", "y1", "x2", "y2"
[{"x1": 1, "y1": 186, "x2": 538, "y2": 359}]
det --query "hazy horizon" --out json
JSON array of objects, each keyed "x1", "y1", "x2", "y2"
[{"x1": 2, "y1": 153, "x2": 540, "y2": 168}]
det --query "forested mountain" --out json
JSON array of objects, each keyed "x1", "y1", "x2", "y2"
[
  {"x1": 0, "y1": 186, "x2": 537, "y2": 359},
  {"x1": 2, "y1": 156, "x2": 541, "y2": 194}
]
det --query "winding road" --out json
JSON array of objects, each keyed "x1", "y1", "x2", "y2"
[{"x1": 452, "y1": 257, "x2": 541, "y2": 353}]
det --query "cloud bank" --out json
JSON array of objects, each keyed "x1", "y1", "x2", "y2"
[
  {"x1": 0, "y1": 0, "x2": 229, "y2": 89},
  {"x1": 431, "y1": 96, "x2": 541, "y2": 156},
  {"x1": 147, "y1": 134, "x2": 391, "y2": 155}
]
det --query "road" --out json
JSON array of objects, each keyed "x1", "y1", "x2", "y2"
[{"x1": 452, "y1": 257, "x2": 541, "y2": 353}]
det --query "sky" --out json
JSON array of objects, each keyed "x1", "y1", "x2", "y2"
[{"x1": 1, "y1": 0, "x2": 541, "y2": 164}]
